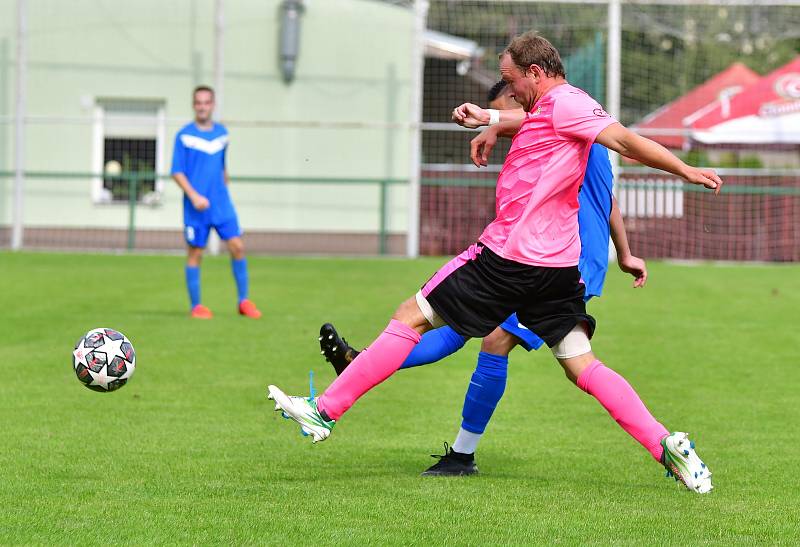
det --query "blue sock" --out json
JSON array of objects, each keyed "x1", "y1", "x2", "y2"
[
  {"x1": 231, "y1": 258, "x2": 248, "y2": 303},
  {"x1": 399, "y1": 326, "x2": 466, "y2": 369},
  {"x1": 461, "y1": 352, "x2": 508, "y2": 434},
  {"x1": 185, "y1": 265, "x2": 201, "y2": 308}
]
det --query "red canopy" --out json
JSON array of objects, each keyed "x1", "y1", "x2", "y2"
[
  {"x1": 634, "y1": 63, "x2": 760, "y2": 149},
  {"x1": 691, "y1": 56, "x2": 800, "y2": 144}
]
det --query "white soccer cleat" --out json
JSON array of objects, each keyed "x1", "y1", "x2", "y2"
[
  {"x1": 662, "y1": 432, "x2": 713, "y2": 494},
  {"x1": 267, "y1": 384, "x2": 335, "y2": 443}
]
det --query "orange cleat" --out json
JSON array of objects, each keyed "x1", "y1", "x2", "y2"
[
  {"x1": 238, "y1": 299, "x2": 262, "y2": 319},
  {"x1": 190, "y1": 304, "x2": 213, "y2": 319}
]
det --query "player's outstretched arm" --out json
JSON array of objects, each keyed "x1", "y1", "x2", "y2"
[
  {"x1": 172, "y1": 172, "x2": 210, "y2": 211},
  {"x1": 610, "y1": 197, "x2": 647, "y2": 288},
  {"x1": 452, "y1": 103, "x2": 525, "y2": 129},
  {"x1": 595, "y1": 124, "x2": 723, "y2": 194}
]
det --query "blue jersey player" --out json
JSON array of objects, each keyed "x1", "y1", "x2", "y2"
[
  {"x1": 318, "y1": 81, "x2": 647, "y2": 475},
  {"x1": 171, "y1": 86, "x2": 262, "y2": 319}
]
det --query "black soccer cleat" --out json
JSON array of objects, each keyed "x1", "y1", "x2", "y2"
[
  {"x1": 421, "y1": 442, "x2": 479, "y2": 476},
  {"x1": 318, "y1": 323, "x2": 360, "y2": 376}
]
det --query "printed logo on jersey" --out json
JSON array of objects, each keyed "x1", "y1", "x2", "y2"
[
  {"x1": 180, "y1": 134, "x2": 229, "y2": 155},
  {"x1": 593, "y1": 108, "x2": 610, "y2": 118}
]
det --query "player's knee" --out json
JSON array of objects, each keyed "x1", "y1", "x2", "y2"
[
  {"x1": 227, "y1": 237, "x2": 245, "y2": 259},
  {"x1": 187, "y1": 247, "x2": 204, "y2": 266},
  {"x1": 392, "y1": 296, "x2": 433, "y2": 334},
  {"x1": 558, "y1": 352, "x2": 596, "y2": 385},
  {"x1": 551, "y1": 323, "x2": 595, "y2": 384},
  {"x1": 480, "y1": 328, "x2": 517, "y2": 356}
]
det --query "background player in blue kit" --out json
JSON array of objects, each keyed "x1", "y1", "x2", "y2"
[
  {"x1": 171, "y1": 86, "x2": 262, "y2": 319},
  {"x1": 319, "y1": 81, "x2": 647, "y2": 475}
]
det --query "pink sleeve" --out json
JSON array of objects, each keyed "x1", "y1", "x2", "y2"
[{"x1": 553, "y1": 91, "x2": 618, "y2": 143}]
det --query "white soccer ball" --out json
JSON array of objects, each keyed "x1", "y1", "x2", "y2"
[{"x1": 72, "y1": 328, "x2": 136, "y2": 392}]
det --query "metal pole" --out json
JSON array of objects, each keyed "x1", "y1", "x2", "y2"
[
  {"x1": 127, "y1": 173, "x2": 138, "y2": 251},
  {"x1": 213, "y1": 0, "x2": 224, "y2": 118},
  {"x1": 11, "y1": 0, "x2": 27, "y2": 251},
  {"x1": 607, "y1": 0, "x2": 622, "y2": 263},
  {"x1": 382, "y1": 64, "x2": 397, "y2": 255},
  {"x1": 379, "y1": 180, "x2": 388, "y2": 255},
  {"x1": 607, "y1": 0, "x2": 621, "y2": 122},
  {"x1": 209, "y1": 0, "x2": 224, "y2": 256},
  {"x1": 406, "y1": 0, "x2": 428, "y2": 258}
]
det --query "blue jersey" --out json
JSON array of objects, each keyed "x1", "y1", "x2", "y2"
[
  {"x1": 171, "y1": 122, "x2": 237, "y2": 225},
  {"x1": 577, "y1": 144, "x2": 613, "y2": 298}
]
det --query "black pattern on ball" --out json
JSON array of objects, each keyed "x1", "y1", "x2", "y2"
[
  {"x1": 74, "y1": 363, "x2": 93, "y2": 384},
  {"x1": 108, "y1": 356, "x2": 128, "y2": 378},
  {"x1": 105, "y1": 378, "x2": 128, "y2": 392},
  {"x1": 104, "y1": 329, "x2": 124, "y2": 341},
  {"x1": 84, "y1": 332, "x2": 105, "y2": 349},
  {"x1": 120, "y1": 342, "x2": 135, "y2": 363},
  {"x1": 86, "y1": 351, "x2": 107, "y2": 373}
]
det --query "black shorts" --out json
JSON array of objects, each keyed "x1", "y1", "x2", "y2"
[{"x1": 420, "y1": 243, "x2": 595, "y2": 347}]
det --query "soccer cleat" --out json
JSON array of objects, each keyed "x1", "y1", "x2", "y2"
[
  {"x1": 267, "y1": 384, "x2": 335, "y2": 443},
  {"x1": 421, "y1": 442, "x2": 479, "y2": 476},
  {"x1": 661, "y1": 432, "x2": 713, "y2": 494},
  {"x1": 238, "y1": 299, "x2": 262, "y2": 319},
  {"x1": 190, "y1": 304, "x2": 213, "y2": 319},
  {"x1": 318, "y1": 323, "x2": 360, "y2": 376}
]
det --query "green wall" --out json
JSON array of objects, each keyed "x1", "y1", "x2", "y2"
[{"x1": 0, "y1": 0, "x2": 413, "y2": 234}]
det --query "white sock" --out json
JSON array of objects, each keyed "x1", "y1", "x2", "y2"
[{"x1": 452, "y1": 427, "x2": 482, "y2": 455}]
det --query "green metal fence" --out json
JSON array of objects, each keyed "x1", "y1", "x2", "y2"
[{"x1": 0, "y1": 171, "x2": 408, "y2": 254}]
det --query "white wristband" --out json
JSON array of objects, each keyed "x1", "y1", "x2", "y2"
[{"x1": 487, "y1": 109, "x2": 500, "y2": 126}]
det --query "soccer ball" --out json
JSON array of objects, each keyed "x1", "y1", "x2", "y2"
[{"x1": 72, "y1": 328, "x2": 136, "y2": 392}]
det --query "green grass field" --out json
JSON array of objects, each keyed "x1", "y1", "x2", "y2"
[{"x1": 1, "y1": 252, "x2": 799, "y2": 544}]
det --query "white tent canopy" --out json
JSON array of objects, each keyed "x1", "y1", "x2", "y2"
[{"x1": 692, "y1": 109, "x2": 800, "y2": 144}]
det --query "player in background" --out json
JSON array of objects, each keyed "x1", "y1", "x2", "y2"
[
  {"x1": 317, "y1": 80, "x2": 646, "y2": 476},
  {"x1": 269, "y1": 33, "x2": 721, "y2": 493},
  {"x1": 171, "y1": 86, "x2": 261, "y2": 319}
]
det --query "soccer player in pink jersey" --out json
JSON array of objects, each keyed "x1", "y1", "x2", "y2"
[{"x1": 268, "y1": 32, "x2": 721, "y2": 493}]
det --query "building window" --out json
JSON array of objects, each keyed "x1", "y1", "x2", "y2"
[
  {"x1": 92, "y1": 99, "x2": 166, "y2": 204},
  {"x1": 103, "y1": 137, "x2": 156, "y2": 202}
]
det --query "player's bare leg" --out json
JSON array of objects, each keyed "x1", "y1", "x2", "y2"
[
  {"x1": 187, "y1": 246, "x2": 213, "y2": 319},
  {"x1": 269, "y1": 295, "x2": 432, "y2": 442},
  {"x1": 226, "y1": 236, "x2": 261, "y2": 319},
  {"x1": 556, "y1": 325, "x2": 712, "y2": 493}
]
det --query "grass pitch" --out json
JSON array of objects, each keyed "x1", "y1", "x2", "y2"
[{"x1": 1, "y1": 252, "x2": 799, "y2": 545}]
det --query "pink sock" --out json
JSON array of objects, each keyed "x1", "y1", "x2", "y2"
[
  {"x1": 317, "y1": 319, "x2": 421, "y2": 420},
  {"x1": 577, "y1": 360, "x2": 668, "y2": 462}
]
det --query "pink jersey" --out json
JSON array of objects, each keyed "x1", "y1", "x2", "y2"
[{"x1": 479, "y1": 84, "x2": 617, "y2": 267}]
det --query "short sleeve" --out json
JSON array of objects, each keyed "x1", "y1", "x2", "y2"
[
  {"x1": 170, "y1": 133, "x2": 186, "y2": 175},
  {"x1": 553, "y1": 92, "x2": 618, "y2": 143}
]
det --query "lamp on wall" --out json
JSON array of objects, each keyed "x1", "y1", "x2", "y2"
[{"x1": 280, "y1": 0, "x2": 304, "y2": 84}]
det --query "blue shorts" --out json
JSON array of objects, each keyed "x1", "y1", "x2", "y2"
[
  {"x1": 499, "y1": 313, "x2": 545, "y2": 351},
  {"x1": 500, "y1": 293, "x2": 597, "y2": 352},
  {"x1": 184, "y1": 217, "x2": 242, "y2": 248}
]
